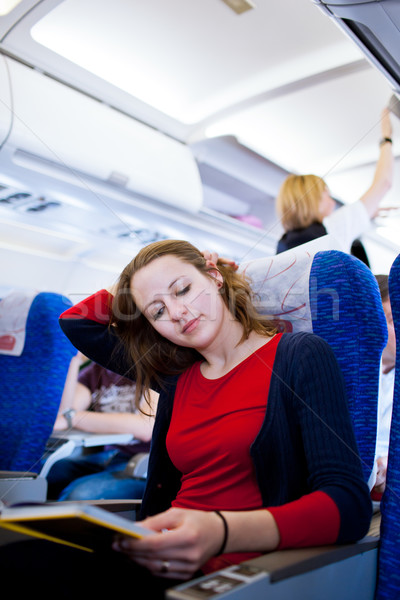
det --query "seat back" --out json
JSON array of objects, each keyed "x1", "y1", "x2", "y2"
[
  {"x1": 376, "y1": 252, "x2": 400, "y2": 600},
  {"x1": 242, "y1": 248, "x2": 387, "y2": 483},
  {"x1": 310, "y1": 251, "x2": 386, "y2": 482},
  {"x1": 0, "y1": 291, "x2": 76, "y2": 473}
]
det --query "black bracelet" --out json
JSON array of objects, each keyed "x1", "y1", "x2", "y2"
[
  {"x1": 215, "y1": 510, "x2": 228, "y2": 555},
  {"x1": 380, "y1": 137, "x2": 393, "y2": 146}
]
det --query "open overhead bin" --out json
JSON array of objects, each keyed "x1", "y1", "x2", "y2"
[{"x1": 313, "y1": 0, "x2": 400, "y2": 93}]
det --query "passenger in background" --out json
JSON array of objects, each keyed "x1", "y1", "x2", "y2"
[
  {"x1": 371, "y1": 274, "x2": 396, "y2": 500},
  {"x1": 46, "y1": 353, "x2": 157, "y2": 500},
  {"x1": 0, "y1": 238, "x2": 372, "y2": 598},
  {"x1": 276, "y1": 108, "x2": 394, "y2": 263}
]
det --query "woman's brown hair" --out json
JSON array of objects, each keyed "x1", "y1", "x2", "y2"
[{"x1": 112, "y1": 239, "x2": 276, "y2": 409}]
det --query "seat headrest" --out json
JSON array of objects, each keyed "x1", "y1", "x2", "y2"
[
  {"x1": 240, "y1": 245, "x2": 314, "y2": 333},
  {"x1": 0, "y1": 289, "x2": 38, "y2": 356}
]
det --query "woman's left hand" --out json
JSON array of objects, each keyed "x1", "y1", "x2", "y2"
[{"x1": 112, "y1": 508, "x2": 225, "y2": 580}]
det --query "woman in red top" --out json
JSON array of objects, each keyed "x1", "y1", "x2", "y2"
[
  {"x1": 1, "y1": 239, "x2": 371, "y2": 598},
  {"x1": 61, "y1": 239, "x2": 370, "y2": 578}
]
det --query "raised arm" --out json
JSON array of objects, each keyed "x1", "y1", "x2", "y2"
[
  {"x1": 59, "y1": 289, "x2": 133, "y2": 378},
  {"x1": 55, "y1": 387, "x2": 158, "y2": 441},
  {"x1": 359, "y1": 107, "x2": 394, "y2": 218}
]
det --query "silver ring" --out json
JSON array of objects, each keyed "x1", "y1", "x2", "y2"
[{"x1": 160, "y1": 560, "x2": 170, "y2": 573}]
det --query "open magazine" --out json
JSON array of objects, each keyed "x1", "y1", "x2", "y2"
[{"x1": 0, "y1": 502, "x2": 153, "y2": 552}]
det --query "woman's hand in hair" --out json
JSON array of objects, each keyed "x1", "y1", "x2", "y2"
[{"x1": 201, "y1": 250, "x2": 239, "y2": 271}]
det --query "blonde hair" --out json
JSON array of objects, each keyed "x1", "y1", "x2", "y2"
[
  {"x1": 276, "y1": 174, "x2": 327, "y2": 231},
  {"x1": 111, "y1": 239, "x2": 276, "y2": 408}
]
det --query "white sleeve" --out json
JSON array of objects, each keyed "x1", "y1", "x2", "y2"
[
  {"x1": 375, "y1": 368, "x2": 395, "y2": 459},
  {"x1": 323, "y1": 200, "x2": 371, "y2": 253}
]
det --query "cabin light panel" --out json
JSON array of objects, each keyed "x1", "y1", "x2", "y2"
[
  {"x1": 220, "y1": 0, "x2": 256, "y2": 15},
  {"x1": 0, "y1": 0, "x2": 23, "y2": 16}
]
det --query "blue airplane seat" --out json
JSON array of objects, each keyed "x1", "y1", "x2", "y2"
[
  {"x1": 0, "y1": 290, "x2": 76, "y2": 501},
  {"x1": 376, "y1": 252, "x2": 400, "y2": 600},
  {"x1": 244, "y1": 248, "x2": 387, "y2": 485},
  {"x1": 310, "y1": 250, "x2": 387, "y2": 483}
]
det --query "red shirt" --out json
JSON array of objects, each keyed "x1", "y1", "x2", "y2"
[
  {"x1": 168, "y1": 335, "x2": 282, "y2": 511},
  {"x1": 167, "y1": 332, "x2": 339, "y2": 572},
  {"x1": 167, "y1": 335, "x2": 281, "y2": 571}
]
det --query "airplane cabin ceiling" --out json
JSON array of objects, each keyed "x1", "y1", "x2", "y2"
[{"x1": 0, "y1": 0, "x2": 399, "y2": 272}]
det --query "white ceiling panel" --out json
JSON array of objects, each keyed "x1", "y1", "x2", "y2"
[{"x1": 0, "y1": 0, "x2": 399, "y2": 278}]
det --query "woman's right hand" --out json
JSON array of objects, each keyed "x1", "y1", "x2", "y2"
[{"x1": 112, "y1": 508, "x2": 226, "y2": 581}]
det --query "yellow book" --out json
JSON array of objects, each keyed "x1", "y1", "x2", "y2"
[{"x1": 0, "y1": 502, "x2": 152, "y2": 552}]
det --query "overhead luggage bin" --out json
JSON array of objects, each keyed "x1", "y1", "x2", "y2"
[
  {"x1": 0, "y1": 57, "x2": 203, "y2": 213},
  {"x1": 313, "y1": 0, "x2": 400, "y2": 93}
]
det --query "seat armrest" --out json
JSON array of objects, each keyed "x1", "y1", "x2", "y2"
[
  {"x1": 0, "y1": 471, "x2": 39, "y2": 479},
  {"x1": 168, "y1": 539, "x2": 379, "y2": 600},
  {"x1": 115, "y1": 453, "x2": 149, "y2": 479},
  {"x1": 0, "y1": 474, "x2": 47, "y2": 505},
  {"x1": 242, "y1": 536, "x2": 378, "y2": 583},
  {"x1": 229, "y1": 511, "x2": 380, "y2": 583},
  {"x1": 167, "y1": 513, "x2": 381, "y2": 599},
  {"x1": 39, "y1": 439, "x2": 76, "y2": 478}
]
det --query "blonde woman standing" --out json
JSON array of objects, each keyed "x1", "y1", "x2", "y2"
[{"x1": 276, "y1": 108, "x2": 394, "y2": 258}]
